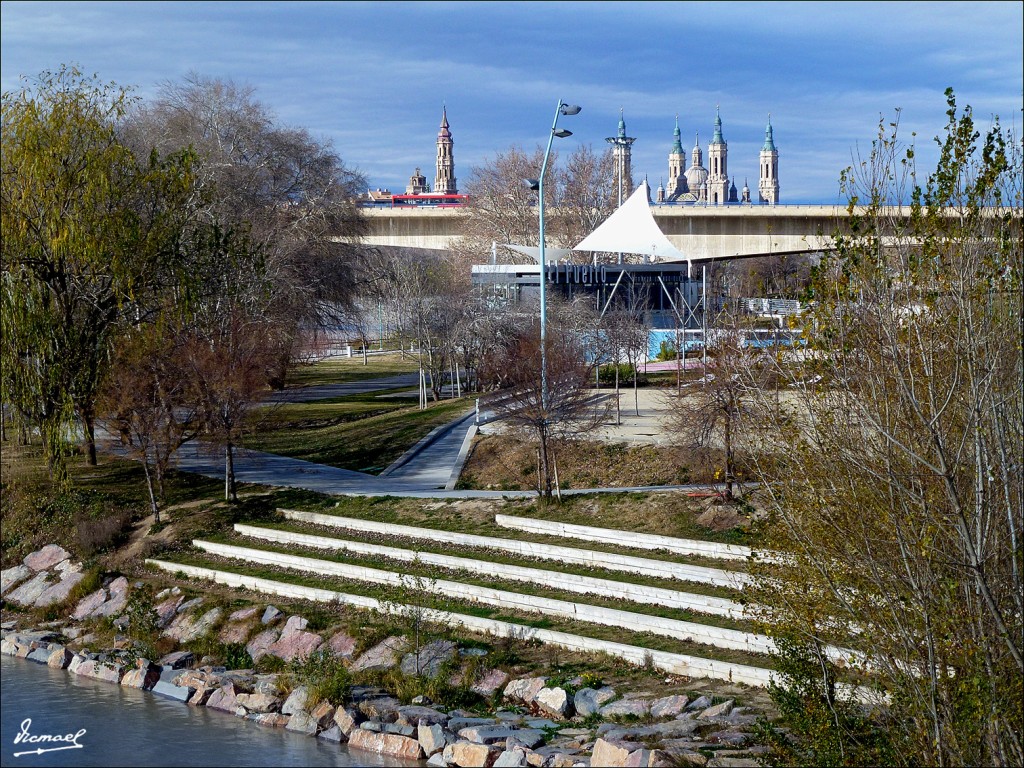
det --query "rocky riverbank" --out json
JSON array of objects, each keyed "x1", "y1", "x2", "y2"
[{"x1": 2, "y1": 545, "x2": 769, "y2": 767}]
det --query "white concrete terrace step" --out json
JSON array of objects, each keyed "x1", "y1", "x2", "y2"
[
  {"x1": 279, "y1": 509, "x2": 750, "y2": 589},
  {"x1": 234, "y1": 524, "x2": 748, "y2": 619},
  {"x1": 191, "y1": 539, "x2": 773, "y2": 655},
  {"x1": 494, "y1": 514, "x2": 760, "y2": 561},
  {"x1": 145, "y1": 557, "x2": 777, "y2": 688}
]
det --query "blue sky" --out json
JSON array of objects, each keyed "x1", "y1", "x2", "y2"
[{"x1": 2, "y1": 1, "x2": 1022, "y2": 204}]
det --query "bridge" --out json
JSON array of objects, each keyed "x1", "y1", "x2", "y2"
[{"x1": 357, "y1": 204, "x2": 849, "y2": 259}]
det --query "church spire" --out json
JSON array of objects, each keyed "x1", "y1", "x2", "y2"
[
  {"x1": 671, "y1": 114, "x2": 683, "y2": 154},
  {"x1": 435, "y1": 105, "x2": 456, "y2": 194},
  {"x1": 762, "y1": 114, "x2": 776, "y2": 151},
  {"x1": 711, "y1": 105, "x2": 725, "y2": 145}
]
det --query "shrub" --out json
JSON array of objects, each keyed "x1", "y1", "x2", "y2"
[{"x1": 293, "y1": 649, "x2": 350, "y2": 706}]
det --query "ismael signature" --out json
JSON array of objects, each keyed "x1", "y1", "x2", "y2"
[{"x1": 12, "y1": 718, "x2": 86, "y2": 758}]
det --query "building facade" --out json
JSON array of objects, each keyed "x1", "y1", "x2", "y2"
[{"x1": 656, "y1": 110, "x2": 779, "y2": 205}]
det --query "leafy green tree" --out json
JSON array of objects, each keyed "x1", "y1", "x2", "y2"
[
  {"x1": 1, "y1": 65, "x2": 194, "y2": 480},
  {"x1": 750, "y1": 90, "x2": 1022, "y2": 766}
]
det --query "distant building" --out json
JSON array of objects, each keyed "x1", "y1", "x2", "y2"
[
  {"x1": 406, "y1": 167, "x2": 429, "y2": 195},
  {"x1": 656, "y1": 109, "x2": 779, "y2": 205},
  {"x1": 433, "y1": 107, "x2": 457, "y2": 195}
]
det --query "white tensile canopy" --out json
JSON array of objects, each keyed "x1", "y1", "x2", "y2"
[
  {"x1": 502, "y1": 244, "x2": 574, "y2": 263},
  {"x1": 573, "y1": 179, "x2": 686, "y2": 262}
]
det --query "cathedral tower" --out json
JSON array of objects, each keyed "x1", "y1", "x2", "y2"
[
  {"x1": 434, "y1": 107, "x2": 457, "y2": 195},
  {"x1": 707, "y1": 107, "x2": 729, "y2": 205},
  {"x1": 667, "y1": 115, "x2": 686, "y2": 198},
  {"x1": 605, "y1": 109, "x2": 636, "y2": 202},
  {"x1": 758, "y1": 116, "x2": 779, "y2": 205}
]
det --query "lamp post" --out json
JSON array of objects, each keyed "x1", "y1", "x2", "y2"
[{"x1": 526, "y1": 100, "x2": 580, "y2": 417}]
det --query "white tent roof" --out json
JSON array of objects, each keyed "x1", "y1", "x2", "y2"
[
  {"x1": 502, "y1": 244, "x2": 574, "y2": 263},
  {"x1": 573, "y1": 180, "x2": 686, "y2": 262}
]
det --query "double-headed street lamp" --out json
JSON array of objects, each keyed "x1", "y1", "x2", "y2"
[{"x1": 526, "y1": 100, "x2": 581, "y2": 415}]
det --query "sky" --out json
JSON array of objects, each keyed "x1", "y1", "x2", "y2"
[{"x1": 2, "y1": 1, "x2": 1022, "y2": 204}]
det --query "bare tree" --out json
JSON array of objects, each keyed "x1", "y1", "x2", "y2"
[{"x1": 481, "y1": 303, "x2": 607, "y2": 498}]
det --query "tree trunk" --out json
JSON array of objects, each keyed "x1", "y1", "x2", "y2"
[
  {"x1": 82, "y1": 408, "x2": 98, "y2": 466},
  {"x1": 142, "y1": 459, "x2": 161, "y2": 523},
  {"x1": 537, "y1": 430, "x2": 552, "y2": 498},
  {"x1": 724, "y1": 411, "x2": 734, "y2": 498},
  {"x1": 615, "y1": 365, "x2": 621, "y2": 426},
  {"x1": 225, "y1": 442, "x2": 237, "y2": 502}
]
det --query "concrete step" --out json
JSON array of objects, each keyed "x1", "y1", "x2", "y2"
[
  {"x1": 191, "y1": 539, "x2": 775, "y2": 656},
  {"x1": 280, "y1": 509, "x2": 751, "y2": 589},
  {"x1": 493, "y1": 515, "x2": 759, "y2": 561},
  {"x1": 145, "y1": 556, "x2": 778, "y2": 688},
  {"x1": 235, "y1": 523, "x2": 748, "y2": 619}
]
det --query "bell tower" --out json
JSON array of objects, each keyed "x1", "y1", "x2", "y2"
[
  {"x1": 758, "y1": 115, "x2": 779, "y2": 205},
  {"x1": 707, "y1": 106, "x2": 729, "y2": 205},
  {"x1": 434, "y1": 107, "x2": 457, "y2": 195}
]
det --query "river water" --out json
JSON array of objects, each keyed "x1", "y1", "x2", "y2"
[{"x1": 0, "y1": 655, "x2": 416, "y2": 767}]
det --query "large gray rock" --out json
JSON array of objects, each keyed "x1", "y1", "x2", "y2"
[
  {"x1": 6, "y1": 573, "x2": 51, "y2": 606},
  {"x1": 397, "y1": 705, "x2": 449, "y2": 727},
  {"x1": 574, "y1": 687, "x2": 617, "y2": 717},
  {"x1": 91, "y1": 577, "x2": 129, "y2": 618},
  {"x1": 33, "y1": 570, "x2": 84, "y2": 607},
  {"x1": 650, "y1": 694, "x2": 689, "y2": 719},
  {"x1": 72, "y1": 588, "x2": 108, "y2": 620},
  {"x1": 400, "y1": 639, "x2": 457, "y2": 678},
  {"x1": 154, "y1": 596, "x2": 184, "y2": 628},
  {"x1": 24, "y1": 544, "x2": 71, "y2": 572},
  {"x1": 285, "y1": 710, "x2": 319, "y2": 735},
  {"x1": 494, "y1": 750, "x2": 529, "y2": 768},
  {"x1": 697, "y1": 699, "x2": 734, "y2": 719},
  {"x1": 74, "y1": 659, "x2": 125, "y2": 684},
  {"x1": 535, "y1": 687, "x2": 573, "y2": 719},
  {"x1": 1, "y1": 565, "x2": 32, "y2": 595},
  {"x1": 282, "y1": 686, "x2": 311, "y2": 715},
  {"x1": 261, "y1": 605, "x2": 283, "y2": 624},
  {"x1": 47, "y1": 647, "x2": 74, "y2": 669},
  {"x1": 165, "y1": 607, "x2": 222, "y2": 643},
  {"x1": 350, "y1": 636, "x2": 407, "y2": 673},
  {"x1": 206, "y1": 682, "x2": 240, "y2": 712},
  {"x1": 503, "y1": 677, "x2": 547, "y2": 705},
  {"x1": 601, "y1": 698, "x2": 651, "y2": 718},
  {"x1": 228, "y1": 606, "x2": 259, "y2": 622},
  {"x1": 458, "y1": 725, "x2": 520, "y2": 745},
  {"x1": 152, "y1": 668, "x2": 196, "y2": 702},
  {"x1": 418, "y1": 722, "x2": 447, "y2": 757},
  {"x1": 236, "y1": 693, "x2": 280, "y2": 714}
]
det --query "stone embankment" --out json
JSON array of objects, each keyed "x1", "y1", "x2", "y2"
[{"x1": 2, "y1": 545, "x2": 767, "y2": 768}]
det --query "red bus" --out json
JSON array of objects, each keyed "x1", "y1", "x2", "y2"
[{"x1": 390, "y1": 194, "x2": 468, "y2": 208}]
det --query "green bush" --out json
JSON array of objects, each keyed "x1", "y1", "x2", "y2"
[{"x1": 293, "y1": 649, "x2": 351, "y2": 706}]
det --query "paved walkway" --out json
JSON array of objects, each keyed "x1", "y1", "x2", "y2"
[{"x1": 100, "y1": 376, "x2": 732, "y2": 499}]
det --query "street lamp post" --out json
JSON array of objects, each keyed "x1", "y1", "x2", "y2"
[{"x1": 527, "y1": 100, "x2": 580, "y2": 417}]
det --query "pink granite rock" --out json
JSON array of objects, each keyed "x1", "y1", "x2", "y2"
[
  {"x1": 154, "y1": 596, "x2": 184, "y2": 628},
  {"x1": 350, "y1": 636, "x2": 407, "y2": 673},
  {"x1": 207, "y1": 682, "x2": 240, "y2": 712},
  {"x1": 73, "y1": 588, "x2": 109, "y2": 620},
  {"x1": 267, "y1": 629, "x2": 322, "y2": 662},
  {"x1": 348, "y1": 729, "x2": 424, "y2": 761},
  {"x1": 246, "y1": 628, "x2": 280, "y2": 661},
  {"x1": 650, "y1": 694, "x2": 689, "y2": 719},
  {"x1": 34, "y1": 571, "x2": 84, "y2": 607},
  {"x1": 443, "y1": 740, "x2": 501, "y2": 767},
  {"x1": 47, "y1": 647, "x2": 74, "y2": 669},
  {"x1": 591, "y1": 739, "x2": 633, "y2": 768},
  {"x1": 327, "y1": 630, "x2": 357, "y2": 658},
  {"x1": 471, "y1": 669, "x2": 510, "y2": 698},
  {"x1": 253, "y1": 713, "x2": 290, "y2": 728},
  {"x1": 121, "y1": 659, "x2": 161, "y2": 690},
  {"x1": 91, "y1": 577, "x2": 129, "y2": 618},
  {"x1": 24, "y1": 544, "x2": 71, "y2": 572},
  {"x1": 236, "y1": 692, "x2": 279, "y2": 713},
  {"x1": 228, "y1": 606, "x2": 260, "y2": 622}
]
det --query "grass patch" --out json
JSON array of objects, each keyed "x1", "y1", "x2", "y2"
[
  {"x1": 281, "y1": 353, "x2": 418, "y2": 389},
  {"x1": 246, "y1": 397, "x2": 471, "y2": 473}
]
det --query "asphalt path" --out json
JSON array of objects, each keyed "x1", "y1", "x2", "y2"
[{"x1": 99, "y1": 374, "x2": 736, "y2": 499}]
